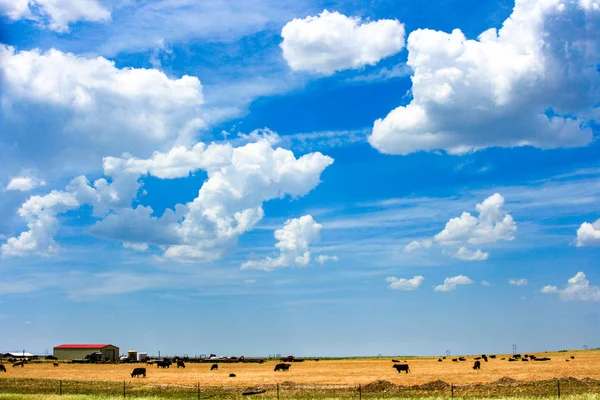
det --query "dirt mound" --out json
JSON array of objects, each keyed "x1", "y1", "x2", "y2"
[
  {"x1": 581, "y1": 377, "x2": 599, "y2": 384},
  {"x1": 362, "y1": 380, "x2": 400, "y2": 392},
  {"x1": 279, "y1": 381, "x2": 298, "y2": 388},
  {"x1": 558, "y1": 377, "x2": 581, "y2": 384},
  {"x1": 493, "y1": 377, "x2": 519, "y2": 385},
  {"x1": 417, "y1": 380, "x2": 451, "y2": 391},
  {"x1": 242, "y1": 386, "x2": 269, "y2": 395}
]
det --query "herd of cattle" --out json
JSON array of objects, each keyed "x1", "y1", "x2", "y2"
[{"x1": 0, "y1": 353, "x2": 576, "y2": 378}]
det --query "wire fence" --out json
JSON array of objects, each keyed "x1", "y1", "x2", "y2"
[{"x1": 1, "y1": 377, "x2": 600, "y2": 399}]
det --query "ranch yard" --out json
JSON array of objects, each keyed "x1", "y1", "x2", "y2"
[{"x1": 1, "y1": 350, "x2": 599, "y2": 398}]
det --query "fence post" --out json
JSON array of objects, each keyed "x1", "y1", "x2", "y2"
[
  {"x1": 59, "y1": 380, "x2": 62, "y2": 395},
  {"x1": 359, "y1": 384, "x2": 362, "y2": 400},
  {"x1": 123, "y1": 380, "x2": 126, "y2": 398},
  {"x1": 277, "y1": 382, "x2": 280, "y2": 400},
  {"x1": 451, "y1": 383, "x2": 454, "y2": 398},
  {"x1": 197, "y1": 381, "x2": 200, "y2": 400},
  {"x1": 557, "y1": 379, "x2": 561, "y2": 398}
]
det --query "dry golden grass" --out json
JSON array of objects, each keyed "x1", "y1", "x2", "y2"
[{"x1": 1, "y1": 350, "x2": 598, "y2": 387}]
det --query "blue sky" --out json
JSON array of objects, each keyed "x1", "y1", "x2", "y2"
[{"x1": 1, "y1": 0, "x2": 599, "y2": 358}]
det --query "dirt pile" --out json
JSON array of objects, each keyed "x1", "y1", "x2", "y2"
[
  {"x1": 417, "y1": 380, "x2": 451, "y2": 391},
  {"x1": 493, "y1": 377, "x2": 519, "y2": 385},
  {"x1": 362, "y1": 380, "x2": 399, "y2": 392}
]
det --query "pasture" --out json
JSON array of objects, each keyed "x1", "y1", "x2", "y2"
[
  {"x1": 1, "y1": 351, "x2": 598, "y2": 386},
  {"x1": 1, "y1": 351, "x2": 599, "y2": 398}
]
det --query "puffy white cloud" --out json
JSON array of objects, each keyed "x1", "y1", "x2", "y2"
[
  {"x1": 403, "y1": 239, "x2": 432, "y2": 252},
  {"x1": 452, "y1": 247, "x2": 489, "y2": 261},
  {"x1": 281, "y1": 10, "x2": 405, "y2": 75},
  {"x1": 509, "y1": 278, "x2": 528, "y2": 286},
  {"x1": 1, "y1": 190, "x2": 78, "y2": 257},
  {"x1": 541, "y1": 272, "x2": 600, "y2": 301},
  {"x1": 386, "y1": 275, "x2": 424, "y2": 290},
  {"x1": 0, "y1": 0, "x2": 110, "y2": 32},
  {"x1": 0, "y1": 45, "x2": 204, "y2": 175},
  {"x1": 2, "y1": 135, "x2": 334, "y2": 261},
  {"x1": 315, "y1": 254, "x2": 339, "y2": 264},
  {"x1": 435, "y1": 193, "x2": 516, "y2": 245},
  {"x1": 434, "y1": 275, "x2": 474, "y2": 292},
  {"x1": 241, "y1": 215, "x2": 323, "y2": 270},
  {"x1": 369, "y1": 0, "x2": 599, "y2": 155},
  {"x1": 5, "y1": 174, "x2": 46, "y2": 192},
  {"x1": 576, "y1": 219, "x2": 600, "y2": 246}
]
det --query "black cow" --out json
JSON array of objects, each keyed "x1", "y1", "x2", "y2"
[
  {"x1": 274, "y1": 363, "x2": 291, "y2": 372},
  {"x1": 156, "y1": 360, "x2": 171, "y2": 368},
  {"x1": 177, "y1": 360, "x2": 185, "y2": 368},
  {"x1": 565, "y1": 359, "x2": 570, "y2": 362},
  {"x1": 570, "y1": 356, "x2": 575, "y2": 359},
  {"x1": 393, "y1": 364, "x2": 410, "y2": 373},
  {"x1": 13, "y1": 361, "x2": 24, "y2": 368},
  {"x1": 0, "y1": 364, "x2": 6, "y2": 372},
  {"x1": 508, "y1": 358, "x2": 517, "y2": 362},
  {"x1": 458, "y1": 357, "x2": 466, "y2": 361},
  {"x1": 131, "y1": 367, "x2": 146, "y2": 378},
  {"x1": 391, "y1": 359, "x2": 400, "y2": 362},
  {"x1": 473, "y1": 360, "x2": 481, "y2": 370},
  {"x1": 482, "y1": 355, "x2": 488, "y2": 362},
  {"x1": 452, "y1": 358, "x2": 458, "y2": 362},
  {"x1": 535, "y1": 357, "x2": 551, "y2": 362},
  {"x1": 438, "y1": 359, "x2": 442, "y2": 362},
  {"x1": 522, "y1": 359, "x2": 529, "y2": 362},
  {"x1": 513, "y1": 354, "x2": 521, "y2": 359},
  {"x1": 229, "y1": 373, "x2": 236, "y2": 377},
  {"x1": 489, "y1": 355, "x2": 496, "y2": 359},
  {"x1": 53, "y1": 362, "x2": 59, "y2": 367},
  {"x1": 211, "y1": 364, "x2": 218, "y2": 371}
]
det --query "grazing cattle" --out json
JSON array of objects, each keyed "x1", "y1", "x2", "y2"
[
  {"x1": 13, "y1": 361, "x2": 24, "y2": 368},
  {"x1": 442, "y1": 357, "x2": 446, "y2": 359},
  {"x1": 474, "y1": 357, "x2": 481, "y2": 360},
  {"x1": 0, "y1": 364, "x2": 6, "y2": 372},
  {"x1": 274, "y1": 363, "x2": 291, "y2": 372},
  {"x1": 566, "y1": 359, "x2": 570, "y2": 362},
  {"x1": 177, "y1": 360, "x2": 185, "y2": 368},
  {"x1": 529, "y1": 355, "x2": 537, "y2": 360},
  {"x1": 146, "y1": 360, "x2": 156, "y2": 365},
  {"x1": 535, "y1": 357, "x2": 551, "y2": 362},
  {"x1": 513, "y1": 354, "x2": 521, "y2": 359},
  {"x1": 501, "y1": 358, "x2": 506, "y2": 360},
  {"x1": 489, "y1": 355, "x2": 496, "y2": 359},
  {"x1": 156, "y1": 360, "x2": 171, "y2": 368},
  {"x1": 452, "y1": 358, "x2": 458, "y2": 362},
  {"x1": 473, "y1": 360, "x2": 481, "y2": 370},
  {"x1": 53, "y1": 362, "x2": 59, "y2": 367},
  {"x1": 508, "y1": 358, "x2": 517, "y2": 362},
  {"x1": 131, "y1": 367, "x2": 146, "y2": 378},
  {"x1": 211, "y1": 364, "x2": 219, "y2": 371},
  {"x1": 229, "y1": 373, "x2": 236, "y2": 378},
  {"x1": 522, "y1": 359, "x2": 529, "y2": 362},
  {"x1": 393, "y1": 364, "x2": 410, "y2": 373},
  {"x1": 458, "y1": 357, "x2": 466, "y2": 361},
  {"x1": 438, "y1": 359, "x2": 442, "y2": 362},
  {"x1": 391, "y1": 359, "x2": 400, "y2": 363},
  {"x1": 482, "y1": 355, "x2": 488, "y2": 362},
  {"x1": 570, "y1": 356, "x2": 575, "y2": 359}
]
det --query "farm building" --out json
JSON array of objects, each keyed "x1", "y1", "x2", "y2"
[
  {"x1": 53, "y1": 344, "x2": 119, "y2": 361},
  {"x1": 2, "y1": 352, "x2": 36, "y2": 360}
]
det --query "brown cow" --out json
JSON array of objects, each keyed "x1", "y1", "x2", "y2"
[
  {"x1": 274, "y1": 363, "x2": 291, "y2": 372},
  {"x1": 53, "y1": 362, "x2": 59, "y2": 367},
  {"x1": 211, "y1": 364, "x2": 218, "y2": 370},
  {"x1": 0, "y1": 364, "x2": 6, "y2": 372},
  {"x1": 13, "y1": 361, "x2": 24, "y2": 368},
  {"x1": 176, "y1": 360, "x2": 185, "y2": 368}
]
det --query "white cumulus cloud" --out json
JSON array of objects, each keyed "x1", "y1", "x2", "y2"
[
  {"x1": 576, "y1": 219, "x2": 600, "y2": 246},
  {"x1": 281, "y1": 10, "x2": 406, "y2": 75},
  {"x1": 434, "y1": 275, "x2": 474, "y2": 292},
  {"x1": 0, "y1": 0, "x2": 110, "y2": 32},
  {"x1": 540, "y1": 272, "x2": 600, "y2": 301},
  {"x1": 509, "y1": 278, "x2": 528, "y2": 286},
  {"x1": 386, "y1": 275, "x2": 424, "y2": 290},
  {"x1": 5, "y1": 174, "x2": 46, "y2": 192},
  {"x1": 241, "y1": 215, "x2": 323, "y2": 270},
  {"x1": 315, "y1": 254, "x2": 339, "y2": 264},
  {"x1": 403, "y1": 239, "x2": 432, "y2": 252},
  {"x1": 369, "y1": 0, "x2": 599, "y2": 155},
  {"x1": 0, "y1": 45, "x2": 204, "y2": 176},
  {"x1": 452, "y1": 247, "x2": 489, "y2": 261}
]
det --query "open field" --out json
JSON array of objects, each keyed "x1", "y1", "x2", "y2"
[
  {"x1": 1, "y1": 351, "x2": 599, "y2": 398},
  {"x1": 1, "y1": 351, "x2": 599, "y2": 386},
  {"x1": 2, "y1": 395, "x2": 600, "y2": 400}
]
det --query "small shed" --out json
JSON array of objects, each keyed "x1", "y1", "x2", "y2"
[{"x1": 53, "y1": 344, "x2": 119, "y2": 361}]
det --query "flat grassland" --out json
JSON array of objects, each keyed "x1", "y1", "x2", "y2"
[{"x1": 1, "y1": 350, "x2": 599, "y2": 387}]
